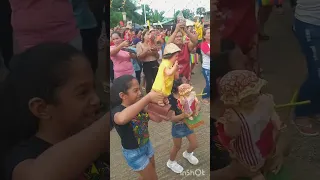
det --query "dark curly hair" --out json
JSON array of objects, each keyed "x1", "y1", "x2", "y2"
[{"x1": 171, "y1": 78, "x2": 183, "y2": 94}]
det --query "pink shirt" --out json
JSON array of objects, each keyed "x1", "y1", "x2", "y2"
[
  {"x1": 110, "y1": 46, "x2": 134, "y2": 78},
  {"x1": 10, "y1": 0, "x2": 79, "y2": 52}
]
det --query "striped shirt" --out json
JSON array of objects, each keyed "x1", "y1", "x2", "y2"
[{"x1": 217, "y1": 94, "x2": 281, "y2": 171}]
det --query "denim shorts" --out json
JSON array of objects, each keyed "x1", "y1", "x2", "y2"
[
  {"x1": 122, "y1": 140, "x2": 154, "y2": 171},
  {"x1": 172, "y1": 123, "x2": 194, "y2": 138}
]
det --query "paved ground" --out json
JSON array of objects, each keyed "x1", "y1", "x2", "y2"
[
  {"x1": 110, "y1": 64, "x2": 210, "y2": 179},
  {"x1": 258, "y1": 3, "x2": 320, "y2": 180}
]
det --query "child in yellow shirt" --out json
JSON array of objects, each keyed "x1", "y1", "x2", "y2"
[{"x1": 152, "y1": 43, "x2": 181, "y2": 106}]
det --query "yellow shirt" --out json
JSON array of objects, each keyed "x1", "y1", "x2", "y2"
[{"x1": 152, "y1": 59, "x2": 175, "y2": 96}]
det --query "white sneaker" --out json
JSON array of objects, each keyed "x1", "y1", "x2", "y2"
[
  {"x1": 183, "y1": 151, "x2": 199, "y2": 165},
  {"x1": 166, "y1": 160, "x2": 184, "y2": 173}
]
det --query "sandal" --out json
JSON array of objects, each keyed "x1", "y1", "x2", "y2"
[{"x1": 293, "y1": 117, "x2": 319, "y2": 136}]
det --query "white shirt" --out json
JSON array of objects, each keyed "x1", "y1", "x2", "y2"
[{"x1": 201, "y1": 43, "x2": 210, "y2": 70}]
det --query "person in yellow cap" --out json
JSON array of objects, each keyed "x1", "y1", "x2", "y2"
[{"x1": 152, "y1": 43, "x2": 181, "y2": 106}]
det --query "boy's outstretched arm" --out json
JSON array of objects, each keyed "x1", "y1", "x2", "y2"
[{"x1": 164, "y1": 67, "x2": 175, "y2": 76}]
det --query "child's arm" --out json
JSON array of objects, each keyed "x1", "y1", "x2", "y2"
[
  {"x1": 164, "y1": 61, "x2": 179, "y2": 76},
  {"x1": 114, "y1": 92, "x2": 163, "y2": 125},
  {"x1": 170, "y1": 112, "x2": 188, "y2": 122},
  {"x1": 219, "y1": 109, "x2": 241, "y2": 138},
  {"x1": 174, "y1": 71, "x2": 179, "y2": 79},
  {"x1": 11, "y1": 114, "x2": 109, "y2": 180},
  {"x1": 164, "y1": 67, "x2": 175, "y2": 76}
]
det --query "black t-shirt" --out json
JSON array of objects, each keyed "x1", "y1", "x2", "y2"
[
  {"x1": 111, "y1": 105, "x2": 150, "y2": 149},
  {"x1": 4, "y1": 136, "x2": 109, "y2": 180},
  {"x1": 168, "y1": 94, "x2": 184, "y2": 125}
]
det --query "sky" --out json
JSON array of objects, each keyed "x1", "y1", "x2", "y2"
[{"x1": 137, "y1": 0, "x2": 210, "y2": 18}]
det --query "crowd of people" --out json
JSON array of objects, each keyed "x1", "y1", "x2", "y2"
[
  {"x1": 0, "y1": 1, "x2": 109, "y2": 180},
  {"x1": 109, "y1": 23, "x2": 210, "y2": 101},
  {"x1": 109, "y1": 19, "x2": 211, "y2": 179},
  {"x1": 211, "y1": 0, "x2": 320, "y2": 179}
]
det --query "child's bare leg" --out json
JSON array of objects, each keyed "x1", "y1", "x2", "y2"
[
  {"x1": 151, "y1": 90, "x2": 166, "y2": 106},
  {"x1": 186, "y1": 133, "x2": 198, "y2": 153},
  {"x1": 150, "y1": 155, "x2": 156, "y2": 169},
  {"x1": 170, "y1": 138, "x2": 182, "y2": 161},
  {"x1": 137, "y1": 162, "x2": 158, "y2": 180}
]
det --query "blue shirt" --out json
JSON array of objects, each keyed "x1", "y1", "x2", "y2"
[
  {"x1": 69, "y1": 0, "x2": 97, "y2": 29},
  {"x1": 161, "y1": 43, "x2": 166, "y2": 55},
  {"x1": 132, "y1": 37, "x2": 141, "y2": 45},
  {"x1": 128, "y1": 47, "x2": 141, "y2": 71}
]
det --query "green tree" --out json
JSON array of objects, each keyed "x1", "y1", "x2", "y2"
[
  {"x1": 110, "y1": 0, "x2": 144, "y2": 27},
  {"x1": 110, "y1": 10, "x2": 123, "y2": 28},
  {"x1": 141, "y1": 5, "x2": 152, "y2": 23},
  {"x1": 150, "y1": 10, "x2": 165, "y2": 23},
  {"x1": 174, "y1": 9, "x2": 195, "y2": 21},
  {"x1": 140, "y1": 5, "x2": 165, "y2": 24},
  {"x1": 196, "y1": 7, "x2": 206, "y2": 16}
]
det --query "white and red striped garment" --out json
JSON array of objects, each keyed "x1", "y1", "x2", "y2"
[{"x1": 217, "y1": 94, "x2": 281, "y2": 171}]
